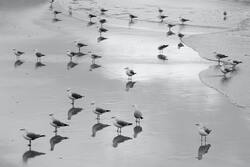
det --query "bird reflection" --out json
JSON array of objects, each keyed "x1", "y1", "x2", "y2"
[
  {"x1": 89, "y1": 63, "x2": 102, "y2": 71},
  {"x1": 112, "y1": 135, "x2": 132, "y2": 148},
  {"x1": 97, "y1": 36, "x2": 107, "y2": 42},
  {"x1": 133, "y1": 125, "x2": 142, "y2": 138},
  {"x1": 91, "y1": 121, "x2": 110, "y2": 137},
  {"x1": 22, "y1": 148, "x2": 45, "y2": 164},
  {"x1": 52, "y1": 18, "x2": 62, "y2": 22},
  {"x1": 76, "y1": 52, "x2": 86, "y2": 57},
  {"x1": 50, "y1": 134, "x2": 69, "y2": 151},
  {"x1": 68, "y1": 107, "x2": 82, "y2": 120},
  {"x1": 125, "y1": 81, "x2": 136, "y2": 91},
  {"x1": 87, "y1": 21, "x2": 96, "y2": 27},
  {"x1": 35, "y1": 62, "x2": 46, "y2": 69},
  {"x1": 14, "y1": 60, "x2": 24, "y2": 68},
  {"x1": 197, "y1": 143, "x2": 211, "y2": 160},
  {"x1": 67, "y1": 60, "x2": 78, "y2": 70}
]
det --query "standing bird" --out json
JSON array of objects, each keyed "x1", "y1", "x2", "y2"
[
  {"x1": 178, "y1": 33, "x2": 185, "y2": 39},
  {"x1": 158, "y1": 44, "x2": 169, "y2": 53},
  {"x1": 49, "y1": 0, "x2": 55, "y2": 10},
  {"x1": 99, "y1": 19, "x2": 107, "y2": 27},
  {"x1": 88, "y1": 14, "x2": 97, "y2": 22},
  {"x1": 20, "y1": 129, "x2": 45, "y2": 147},
  {"x1": 74, "y1": 41, "x2": 87, "y2": 53},
  {"x1": 111, "y1": 117, "x2": 132, "y2": 134},
  {"x1": 223, "y1": 11, "x2": 227, "y2": 16},
  {"x1": 167, "y1": 24, "x2": 175, "y2": 30},
  {"x1": 220, "y1": 64, "x2": 233, "y2": 77},
  {"x1": 124, "y1": 67, "x2": 136, "y2": 80},
  {"x1": 132, "y1": 104, "x2": 143, "y2": 123},
  {"x1": 34, "y1": 49, "x2": 45, "y2": 62},
  {"x1": 68, "y1": 6, "x2": 73, "y2": 16},
  {"x1": 157, "y1": 54, "x2": 167, "y2": 61},
  {"x1": 195, "y1": 123, "x2": 212, "y2": 144},
  {"x1": 66, "y1": 49, "x2": 77, "y2": 61},
  {"x1": 67, "y1": 88, "x2": 84, "y2": 105},
  {"x1": 98, "y1": 27, "x2": 108, "y2": 36},
  {"x1": 179, "y1": 17, "x2": 190, "y2": 24},
  {"x1": 91, "y1": 102, "x2": 111, "y2": 120},
  {"x1": 159, "y1": 15, "x2": 168, "y2": 23},
  {"x1": 13, "y1": 48, "x2": 25, "y2": 60},
  {"x1": 53, "y1": 10, "x2": 62, "y2": 19},
  {"x1": 91, "y1": 54, "x2": 102, "y2": 64},
  {"x1": 178, "y1": 42, "x2": 184, "y2": 49},
  {"x1": 49, "y1": 114, "x2": 69, "y2": 133},
  {"x1": 100, "y1": 8, "x2": 108, "y2": 15},
  {"x1": 158, "y1": 8, "x2": 163, "y2": 14},
  {"x1": 129, "y1": 14, "x2": 138, "y2": 23},
  {"x1": 213, "y1": 52, "x2": 228, "y2": 64},
  {"x1": 226, "y1": 59, "x2": 242, "y2": 69}
]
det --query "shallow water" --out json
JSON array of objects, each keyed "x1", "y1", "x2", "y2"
[{"x1": 1, "y1": 0, "x2": 250, "y2": 167}]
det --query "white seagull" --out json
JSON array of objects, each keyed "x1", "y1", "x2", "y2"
[
  {"x1": 13, "y1": 48, "x2": 25, "y2": 60},
  {"x1": 91, "y1": 101, "x2": 111, "y2": 120},
  {"x1": 34, "y1": 49, "x2": 46, "y2": 62},
  {"x1": 74, "y1": 41, "x2": 87, "y2": 53},
  {"x1": 195, "y1": 123, "x2": 212, "y2": 143},
  {"x1": 49, "y1": 114, "x2": 69, "y2": 133},
  {"x1": 124, "y1": 67, "x2": 136, "y2": 80},
  {"x1": 20, "y1": 129, "x2": 45, "y2": 147},
  {"x1": 111, "y1": 116, "x2": 132, "y2": 133},
  {"x1": 67, "y1": 88, "x2": 84, "y2": 105},
  {"x1": 132, "y1": 104, "x2": 143, "y2": 123},
  {"x1": 66, "y1": 49, "x2": 77, "y2": 61}
]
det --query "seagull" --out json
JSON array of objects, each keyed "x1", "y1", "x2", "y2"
[
  {"x1": 225, "y1": 59, "x2": 242, "y2": 69},
  {"x1": 13, "y1": 48, "x2": 25, "y2": 60},
  {"x1": 20, "y1": 129, "x2": 45, "y2": 147},
  {"x1": 213, "y1": 52, "x2": 228, "y2": 64},
  {"x1": 66, "y1": 49, "x2": 77, "y2": 61},
  {"x1": 167, "y1": 23, "x2": 175, "y2": 30},
  {"x1": 99, "y1": 19, "x2": 107, "y2": 27},
  {"x1": 111, "y1": 117, "x2": 132, "y2": 134},
  {"x1": 178, "y1": 33, "x2": 185, "y2": 39},
  {"x1": 91, "y1": 102, "x2": 111, "y2": 120},
  {"x1": 195, "y1": 123, "x2": 212, "y2": 143},
  {"x1": 129, "y1": 14, "x2": 138, "y2": 22},
  {"x1": 132, "y1": 104, "x2": 143, "y2": 123},
  {"x1": 124, "y1": 67, "x2": 136, "y2": 80},
  {"x1": 223, "y1": 11, "x2": 227, "y2": 16},
  {"x1": 100, "y1": 8, "x2": 108, "y2": 14},
  {"x1": 68, "y1": 6, "x2": 73, "y2": 16},
  {"x1": 159, "y1": 15, "x2": 168, "y2": 22},
  {"x1": 49, "y1": 114, "x2": 69, "y2": 133},
  {"x1": 91, "y1": 54, "x2": 102, "y2": 64},
  {"x1": 178, "y1": 42, "x2": 184, "y2": 49},
  {"x1": 98, "y1": 27, "x2": 108, "y2": 36},
  {"x1": 158, "y1": 44, "x2": 169, "y2": 53},
  {"x1": 157, "y1": 54, "x2": 167, "y2": 61},
  {"x1": 220, "y1": 64, "x2": 233, "y2": 77},
  {"x1": 88, "y1": 14, "x2": 96, "y2": 22},
  {"x1": 53, "y1": 10, "x2": 62, "y2": 19},
  {"x1": 67, "y1": 88, "x2": 84, "y2": 105},
  {"x1": 158, "y1": 8, "x2": 163, "y2": 14},
  {"x1": 179, "y1": 17, "x2": 190, "y2": 24},
  {"x1": 34, "y1": 49, "x2": 45, "y2": 62},
  {"x1": 74, "y1": 41, "x2": 87, "y2": 53}
]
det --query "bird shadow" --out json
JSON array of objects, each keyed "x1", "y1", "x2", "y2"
[
  {"x1": 166, "y1": 30, "x2": 175, "y2": 36},
  {"x1": 125, "y1": 81, "x2": 136, "y2": 91},
  {"x1": 197, "y1": 143, "x2": 211, "y2": 160},
  {"x1": 35, "y1": 62, "x2": 46, "y2": 69},
  {"x1": 52, "y1": 18, "x2": 62, "y2": 22},
  {"x1": 76, "y1": 52, "x2": 86, "y2": 57},
  {"x1": 22, "y1": 148, "x2": 45, "y2": 164},
  {"x1": 50, "y1": 134, "x2": 69, "y2": 151},
  {"x1": 97, "y1": 36, "x2": 108, "y2": 42},
  {"x1": 87, "y1": 21, "x2": 96, "y2": 27},
  {"x1": 89, "y1": 63, "x2": 102, "y2": 71},
  {"x1": 112, "y1": 134, "x2": 132, "y2": 148},
  {"x1": 91, "y1": 121, "x2": 110, "y2": 137},
  {"x1": 67, "y1": 61, "x2": 78, "y2": 70},
  {"x1": 14, "y1": 60, "x2": 24, "y2": 68},
  {"x1": 133, "y1": 125, "x2": 143, "y2": 138},
  {"x1": 68, "y1": 107, "x2": 83, "y2": 120}
]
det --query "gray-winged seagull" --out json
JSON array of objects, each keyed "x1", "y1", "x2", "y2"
[
  {"x1": 195, "y1": 123, "x2": 212, "y2": 143},
  {"x1": 49, "y1": 114, "x2": 69, "y2": 133},
  {"x1": 20, "y1": 129, "x2": 45, "y2": 147},
  {"x1": 91, "y1": 101, "x2": 111, "y2": 120},
  {"x1": 111, "y1": 116, "x2": 132, "y2": 133},
  {"x1": 67, "y1": 88, "x2": 84, "y2": 105}
]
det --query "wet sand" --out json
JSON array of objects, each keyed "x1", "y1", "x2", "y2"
[{"x1": 1, "y1": 0, "x2": 250, "y2": 167}]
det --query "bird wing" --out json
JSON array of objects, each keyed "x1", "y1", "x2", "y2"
[
  {"x1": 130, "y1": 70, "x2": 136, "y2": 75},
  {"x1": 27, "y1": 132, "x2": 44, "y2": 140},
  {"x1": 116, "y1": 119, "x2": 132, "y2": 127},
  {"x1": 96, "y1": 107, "x2": 109, "y2": 114},
  {"x1": 53, "y1": 119, "x2": 69, "y2": 127}
]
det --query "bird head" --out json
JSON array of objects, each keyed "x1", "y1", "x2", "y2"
[
  {"x1": 124, "y1": 67, "x2": 129, "y2": 70},
  {"x1": 111, "y1": 116, "x2": 116, "y2": 119},
  {"x1": 132, "y1": 104, "x2": 137, "y2": 108},
  {"x1": 66, "y1": 88, "x2": 71, "y2": 92},
  {"x1": 12, "y1": 48, "x2": 16, "y2": 51},
  {"x1": 20, "y1": 128, "x2": 26, "y2": 131},
  {"x1": 33, "y1": 49, "x2": 38, "y2": 53},
  {"x1": 49, "y1": 113, "x2": 54, "y2": 117},
  {"x1": 90, "y1": 101, "x2": 95, "y2": 105}
]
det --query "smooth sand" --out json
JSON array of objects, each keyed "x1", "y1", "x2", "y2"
[{"x1": 1, "y1": 0, "x2": 250, "y2": 167}]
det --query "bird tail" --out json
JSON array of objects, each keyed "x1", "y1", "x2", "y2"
[
  {"x1": 106, "y1": 110, "x2": 111, "y2": 112},
  {"x1": 40, "y1": 135, "x2": 46, "y2": 137},
  {"x1": 64, "y1": 123, "x2": 69, "y2": 127},
  {"x1": 128, "y1": 123, "x2": 133, "y2": 126}
]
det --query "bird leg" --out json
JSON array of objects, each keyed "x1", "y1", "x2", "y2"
[
  {"x1": 54, "y1": 127, "x2": 58, "y2": 133},
  {"x1": 96, "y1": 115, "x2": 100, "y2": 121},
  {"x1": 200, "y1": 135, "x2": 203, "y2": 145},
  {"x1": 28, "y1": 140, "x2": 31, "y2": 147},
  {"x1": 78, "y1": 47, "x2": 81, "y2": 53},
  {"x1": 205, "y1": 136, "x2": 207, "y2": 145}
]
